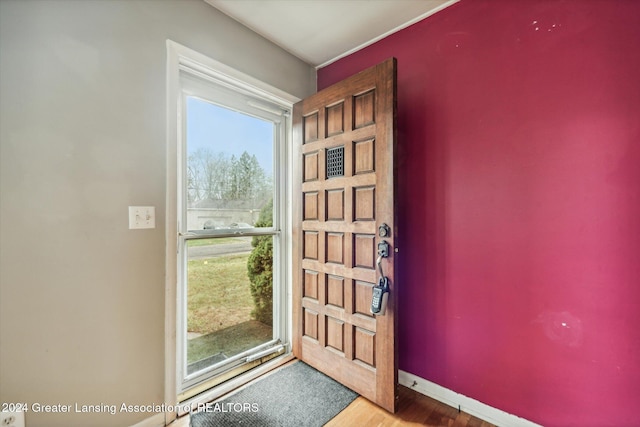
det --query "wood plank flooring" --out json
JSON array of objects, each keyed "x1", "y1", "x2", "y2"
[
  {"x1": 170, "y1": 381, "x2": 495, "y2": 427},
  {"x1": 325, "y1": 385, "x2": 495, "y2": 427}
]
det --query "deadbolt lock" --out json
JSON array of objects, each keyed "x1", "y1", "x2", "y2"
[{"x1": 378, "y1": 223, "x2": 391, "y2": 238}]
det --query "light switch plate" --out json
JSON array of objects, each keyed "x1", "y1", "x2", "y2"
[{"x1": 128, "y1": 206, "x2": 155, "y2": 229}]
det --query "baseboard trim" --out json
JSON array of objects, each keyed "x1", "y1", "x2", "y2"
[
  {"x1": 398, "y1": 370, "x2": 542, "y2": 427},
  {"x1": 129, "y1": 412, "x2": 165, "y2": 427}
]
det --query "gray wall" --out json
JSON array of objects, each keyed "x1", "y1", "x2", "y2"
[{"x1": 0, "y1": 1, "x2": 315, "y2": 426}]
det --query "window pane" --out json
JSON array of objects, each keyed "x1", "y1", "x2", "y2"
[
  {"x1": 186, "y1": 97, "x2": 274, "y2": 232},
  {"x1": 186, "y1": 237, "x2": 274, "y2": 375}
]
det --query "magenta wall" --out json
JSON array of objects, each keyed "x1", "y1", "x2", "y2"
[{"x1": 318, "y1": 1, "x2": 640, "y2": 426}]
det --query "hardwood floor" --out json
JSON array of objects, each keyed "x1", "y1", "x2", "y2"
[
  {"x1": 170, "y1": 381, "x2": 495, "y2": 427},
  {"x1": 325, "y1": 385, "x2": 495, "y2": 427}
]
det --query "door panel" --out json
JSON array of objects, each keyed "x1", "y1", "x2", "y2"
[{"x1": 292, "y1": 58, "x2": 398, "y2": 412}]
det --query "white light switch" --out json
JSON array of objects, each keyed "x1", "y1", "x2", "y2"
[{"x1": 128, "y1": 206, "x2": 155, "y2": 229}]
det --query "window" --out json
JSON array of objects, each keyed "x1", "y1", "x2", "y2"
[{"x1": 166, "y1": 41, "x2": 296, "y2": 405}]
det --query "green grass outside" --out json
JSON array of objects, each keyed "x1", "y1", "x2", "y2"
[
  {"x1": 187, "y1": 320, "x2": 272, "y2": 364},
  {"x1": 187, "y1": 237, "x2": 245, "y2": 247},
  {"x1": 186, "y1": 252, "x2": 272, "y2": 365},
  {"x1": 187, "y1": 253, "x2": 254, "y2": 334}
]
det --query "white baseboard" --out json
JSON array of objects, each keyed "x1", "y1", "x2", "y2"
[
  {"x1": 398, "y1": 370, "x2": 542, "y2": 427},
  {"x1": 129, "y1": 412, "x2": 165, "y2": 427}
]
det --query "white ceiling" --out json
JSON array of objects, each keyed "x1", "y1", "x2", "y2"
[{"x1": 205, "y1": 0, "x2": 458, "y2": 68}]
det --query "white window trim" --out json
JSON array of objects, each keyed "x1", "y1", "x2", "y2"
[{"x1": 165, "y1": 40, "x2": 298, "y2": 424}]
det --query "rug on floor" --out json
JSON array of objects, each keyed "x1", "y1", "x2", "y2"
[{"x1": 190, "y1": 361, "x2": 358, "y2": 427}]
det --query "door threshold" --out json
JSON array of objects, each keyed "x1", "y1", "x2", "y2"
[{"x1": 178, "y1": 352, "x2": 294, "y2": 416}]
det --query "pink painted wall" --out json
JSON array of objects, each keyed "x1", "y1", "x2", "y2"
[{"x1": 318, "y1": 1, "x2": 640, "y2": 425}]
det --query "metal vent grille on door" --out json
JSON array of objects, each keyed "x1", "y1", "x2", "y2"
[{"x1": 326, "y1": 146, "x2": 344, "y2": 178}]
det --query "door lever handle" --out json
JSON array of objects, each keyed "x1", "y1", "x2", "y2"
[
  {"x1": 376, "y1": 255, "x2": 385, "y2": 279},
  {"x1": 376, "y1": 240, "x2": 390, "y2": 279}
]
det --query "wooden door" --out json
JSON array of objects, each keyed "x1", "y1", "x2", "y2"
[{"x1": 292, "y1": 58, "x2": 398, "y2": 413}]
